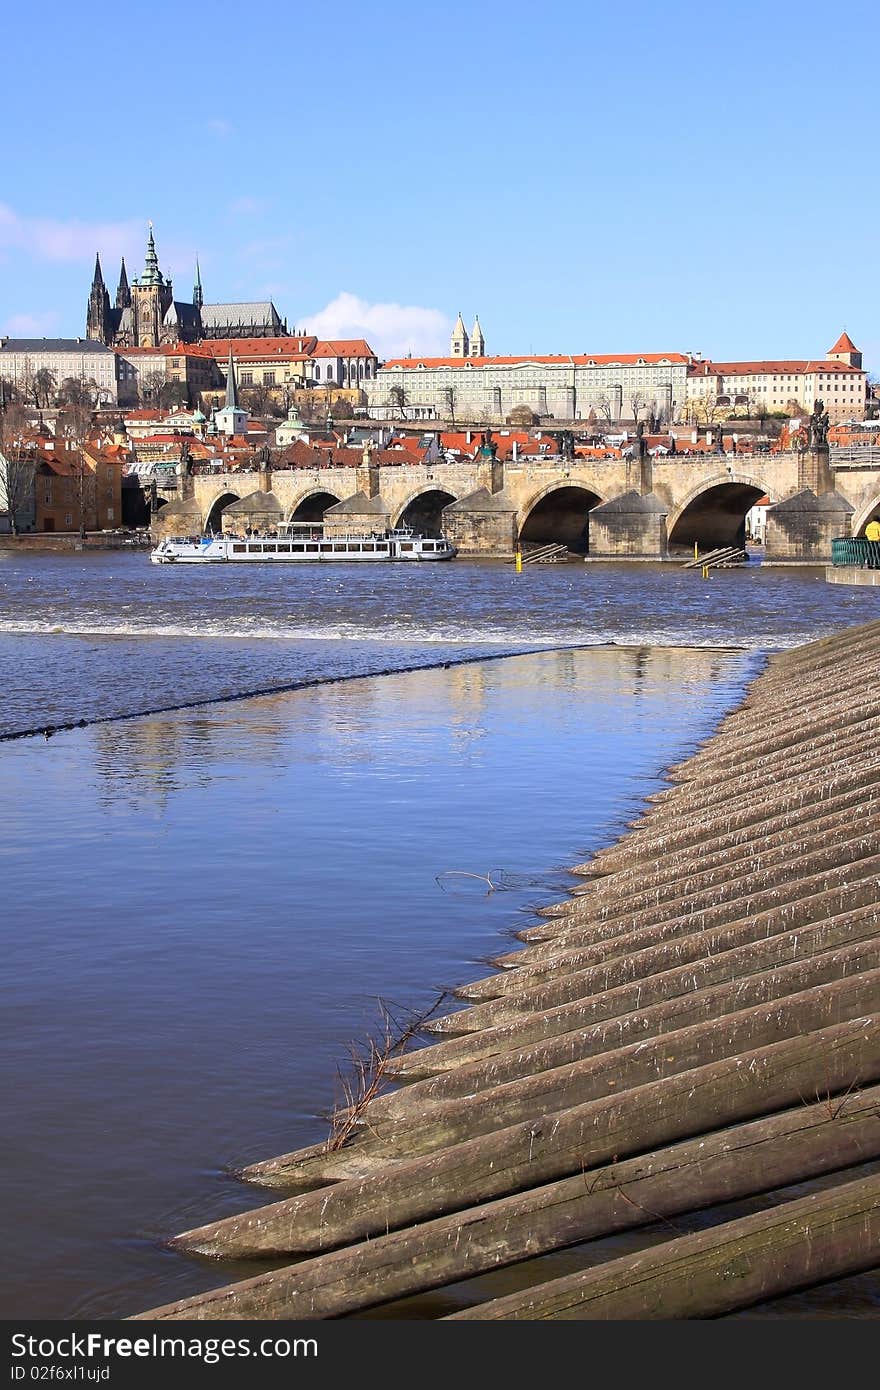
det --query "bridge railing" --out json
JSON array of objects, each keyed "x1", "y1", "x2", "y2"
[
  {"x1": 830, "y1": 537, "x2": 880, "y2": 568},
  {"x1": 829, "y1": 447, "x2": 880, "y2": 467}
]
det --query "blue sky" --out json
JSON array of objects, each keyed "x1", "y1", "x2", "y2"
[{"x1": 1, "y1": 0, "x2": 876, "y2": 373}]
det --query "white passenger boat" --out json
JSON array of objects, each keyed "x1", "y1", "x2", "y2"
[{"x1": 150, "y1": 526, "x2": 457, "y2": 564}]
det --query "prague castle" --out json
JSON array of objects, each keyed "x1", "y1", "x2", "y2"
[{"x1": 86, "y1": 224, "x2": 287, "y2": 348}]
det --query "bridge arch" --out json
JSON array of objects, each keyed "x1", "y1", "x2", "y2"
[
  {"x1": 667, "y1": 473, "x2": 770, "y2": 552},
  {"x1": 392, "y1": 486, "x2": 458, "y2": 536},
  {"x1": 517, "y1": 481, "x2": 604, "y2": 554},
  {"x1": 851, "y1": 497, "x2": 880, "y2": 537},
  {"x1": 204, "y1": 492, "x2": 240, "y2": 534},
  {"x1": 287, "y1": 490, "x2": 343, "y2": 525}
]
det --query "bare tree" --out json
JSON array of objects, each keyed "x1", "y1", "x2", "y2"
[
  {"x1": 388, "y1": 384, "x2": 408, "y2": 414},
  {"x1": 157, "y1": 380, "x2": 190, "y2": 411},
  {"x1": 442, "y1": 386, "x2": 457, "y2": 427},
  {"x1": 30, "y1": 367, "x2": 56, "y2": 408},
  {"x1": 689, "y1": 392, "x2": 724, "y2": 425},
  {"x1": 137, "y1": 367, "x2": 166, "y2": 406},
  {"x1": 68, "y1": 450, "x2": 96, "y2": 539},
  {"x1": 241, "y1": 383, "x2": 273, "y2": 416},
  {"x1": 595, "y1": 393, "x2": 616, "y2": 424},
  {"x1": 57, "y1": 377, "x2": 99, "y2": 442},
  {"x1": 0, "y1": 400, "x2": 35, "y2": 534},
  {"x1": 629, "y1": 390, "x2": 647, "y2": 425}
]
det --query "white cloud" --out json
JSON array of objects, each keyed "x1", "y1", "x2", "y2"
[
  {"x1": 2, "y1": 310, "x2": 61, "y2": 336},
  {"x1": 207, "y1": 118, "x2": 234, "y2": 137},
  {"x1": 301, "y1": 292, "x2": 451, "y2": 359},
  {"x1": 0, "y1": 203, "x2": 141, "y2": 264}
]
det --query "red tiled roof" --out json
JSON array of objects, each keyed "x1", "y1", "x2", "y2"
[
  {"x1": 310, "y1": 340, "x2": 376, "y2": 358},
  {"x1": 828, "y1": 332, "x2": 859, "y2": 354},
  {"x1": 383, "y1": 353, "x2": 689, "y2": 369},
  {"x1": 183, "y1": 337, "x2": 315, "y2": 360},
  {"x1": 689, "y1": 359, "x2": 862, "y2": 377}
]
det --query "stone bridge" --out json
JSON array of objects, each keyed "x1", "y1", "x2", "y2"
[{"x1": 151, "y1": 448, "x2": 880, "y2": 562}]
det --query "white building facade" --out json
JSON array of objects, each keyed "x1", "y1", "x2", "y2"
[
  {"x1": 685, "y1": 334, "x2": 867, "y2": 424},
  {"x1": 0, "y1": 338, "x2": 117, "y2": 404},
  {"x1": 364, "y1": 353, "x2": 690, "y2": 424}
]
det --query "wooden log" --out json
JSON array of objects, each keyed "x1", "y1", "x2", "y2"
[
  {"x1": 526, "y1": 787, "x2": 880, "y2": 937},
  {"x1": 585, "y1": 762, "x2": 880, "y2": 876},
  {"x1": 445, "y1": 1170, "x2": 880, "y2": 1320},
  {"x1": 133, "y1": 1086, "x2": 880, "y2": 1321},
  {"x1": 450, "y1": 863, "x2": 880, "y2": 1008},
  {"x1": 428, "y1": 894, "x2": 880, "y2": 1040},
  {"x1": 647, "y1": 712, "x2": 880, "y2": 794},
  {"x1": 668, "y1": 684, "x2": 880, "y2": 769},
  {"x1": 664, "y1": 704, "x2": 880, "y2": 794},
  {"x1": 491, "y1": 828, "x2": 880, "y2": 969},
  {"x1": 168, "y1": 1014, "x2": 880, "y2": 1258},
  {"x1": 389, "y1": 912, "x2": 880, "y2": 1079},
  {"x1": 236, "y1": 972, "x2": 880, "y2": 1186},
  {"x1": 355, "y1": 940, "x2": 880, "y2": 1120}
]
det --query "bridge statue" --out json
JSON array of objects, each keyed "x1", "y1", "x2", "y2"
[
  {"x1": 478, "y1": 429, "x2": 497, "y2": 461},
  {"x1": 809, "y1": 399, "x2": 830, "y2": 448}
]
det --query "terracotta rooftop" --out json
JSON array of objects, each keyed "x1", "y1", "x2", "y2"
[
  {"x1": 383, "y1": 353, "x2": 689, "y2": 370},
  {"x1": 828, "y1": 331, "x2": 860, "y2": 354}
]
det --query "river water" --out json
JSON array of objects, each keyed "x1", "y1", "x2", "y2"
[{"x1": 2, "y1": 551, "x2": 880, "y2": 1320}]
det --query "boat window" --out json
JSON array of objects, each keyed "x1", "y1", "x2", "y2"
[
  {"x1": 306, "y1": 543, "x2": 319, "y2": 552},
  {"x1": 423, "y1": 542, "x2": 435, "y2": 549},
  {"x1": 233, "y1": 544, "x2": 246, "y2": 553},
  {"x1": 265, "y1": 543, "x2": 278, "y2": 553},
  {"x1": 320, "y1": 543, "x2": 333, "y2": 553},
  {"x1": 401, "y1": 543, "x2": 414, "y2": 551},
  {"x1": 277, "y1": 544, "x2": 291, "y2": 553},
  {"x1": 362, "y1": 543, "x2": 375, "y2": 552},
  {"x1": 333, "y1": 543, "x2": 349, "y2": 552},
  {"x1": 349, "y1": 543, "x2": 361, "y2": 552}
]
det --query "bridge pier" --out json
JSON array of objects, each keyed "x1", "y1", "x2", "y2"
[{"x1": 588, "y1": 493, "x2": 668, "y2": 560}]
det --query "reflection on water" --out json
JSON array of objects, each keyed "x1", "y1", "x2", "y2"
[
  {"x1": 4, "y1": 551, "x2": 880, "y2": 736},
  {"x1": 2, "y1": 646, "x2": 764, "y2": 1319}
]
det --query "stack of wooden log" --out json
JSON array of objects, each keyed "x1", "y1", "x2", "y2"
[{"x1": 134, "y1": 619, "x2": 880, "y2": 1320}]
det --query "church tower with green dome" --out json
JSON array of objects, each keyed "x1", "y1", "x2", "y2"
[{"x1": 129, "y1": 223, "x2": 174, "y2": 346}]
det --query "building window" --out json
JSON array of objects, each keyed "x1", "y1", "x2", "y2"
[
  {"x1": 263, "y1": 371, "x2": 276, "y2": 386},
  {"x1": 65, "y1": 513, "x2": 73, "y2": 526},
  {"x1": 107, "y1": 508, "x2": 114, "y2": 522},
  {"x1": 241, "y1": 372, "x2": 253, "y2": 386}
]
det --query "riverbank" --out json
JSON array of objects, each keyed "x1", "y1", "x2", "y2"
[
  {"x1": 138, "y1": 618, "x2": 880, "y2": 1320},
  {"x1": 0, "y1": 531, "x2": 151, "y2": 551}
]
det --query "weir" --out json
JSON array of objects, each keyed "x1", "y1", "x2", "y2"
[{"x1": 132, "y1": 618, "x2": 880, "y2": 1321}]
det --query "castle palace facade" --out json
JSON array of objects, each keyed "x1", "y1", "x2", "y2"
[{"x1": 86, "y1": 225, "x2": 287, "y2": 348}]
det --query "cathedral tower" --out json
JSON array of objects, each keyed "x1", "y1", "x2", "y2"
[
  {"x1": 130, "y1": 223, "x2": 174, "y2": 347},
  {"x1": 469, "y1": 315, "x2": 485, "y2": 357},
  {"x1": 86, "y1": 253, "x2": 113, "y2": 344},
  {"x1": 116, "y1": 257, "x2": 131, "y2": 310}
]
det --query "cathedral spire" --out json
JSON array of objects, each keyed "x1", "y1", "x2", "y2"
[
  {"x1": 141, "y1": 222, "x2": 164, "y2": 286},
  {"x1": 225, "y1": 349, "x2": 239, "y2": 409},
  {"x1": 116, "y1": 256, "x2": 131, "y2": 310},
  {"x1": 193, "y1": 258, "x2": 203, "y2": 310},
  {"x1": 469, "y1": 314, "x2": 484, "y2": 357},
  {"x1": 87, "y1": 252, "x2": 112, "y2": 344}
]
